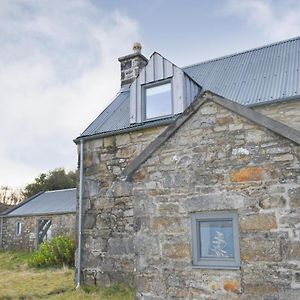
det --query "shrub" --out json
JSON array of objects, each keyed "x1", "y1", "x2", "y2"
[{"x1": 29, "y1": 235, "x2": 75, "y2": 268}]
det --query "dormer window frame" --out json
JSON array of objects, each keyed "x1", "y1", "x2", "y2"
[{"x1": 142, "y1": 77, "x2": 173, "y2": 122}]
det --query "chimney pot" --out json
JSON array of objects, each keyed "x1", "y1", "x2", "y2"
[{"x1": 133, "y1": 42, "x2": 142, "y2": 53}]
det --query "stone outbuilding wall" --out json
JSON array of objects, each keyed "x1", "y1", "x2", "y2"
[
  {"x1": 1, "y1": 213, "x2": 76, "y2": 251},
  {"x1": 79, "y1": 93, "x2": 300, "y2": 299}
]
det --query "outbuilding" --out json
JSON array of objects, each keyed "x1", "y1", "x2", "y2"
[{"x1": 0, "y1": 188, "x2": 76, "y2": 251}]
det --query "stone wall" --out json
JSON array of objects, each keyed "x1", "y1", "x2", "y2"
[
  {"x1": 80, "y1": 126, "x2": 167, "y2": 286},
  {"x1": 80, "y1": 96, "x2": 300, "y2": 299},
  {"x1": 131, "y1": 99, "x2": 300, "y2": 299},
  {"x1": 1, "y1": 213, "x2": 75, "y2": 251},
  {"x1": 254, "y1": 99, "x2": 300, "y2": 130}
]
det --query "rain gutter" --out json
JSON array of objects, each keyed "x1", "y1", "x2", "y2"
[{"x1": 73, "y1": 117, "x2": 175, "y2": 144}]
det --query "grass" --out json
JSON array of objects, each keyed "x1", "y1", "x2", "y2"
[
  {"x1": 0, "y1": 251, "x2": 32, "y2": 271},
  {"x1": 0, "y1": 251, "x2": 134, "y2": 300}
]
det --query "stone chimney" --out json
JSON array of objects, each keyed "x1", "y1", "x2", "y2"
[{"x1": 118, "y1": 42, "x2": 148, "y2": 87}]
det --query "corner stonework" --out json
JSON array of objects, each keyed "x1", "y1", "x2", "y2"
[{"x1": 80, "y1": 126, "x2": 167, "y2": 287}]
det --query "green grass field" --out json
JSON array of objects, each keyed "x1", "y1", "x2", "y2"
[{"x1": 0, "y1": 251, "x2": 134, "y2": 300}]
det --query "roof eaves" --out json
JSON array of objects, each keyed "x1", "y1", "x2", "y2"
[
  {"x1": 247, "y1": 95, "x2": 300, "y2": 108},
  {"x1": 74, "y1": 116, "x2": 176, "y2": 144},
  {"x1": 2, "y1": 211, "x2": 76, "y2": 218},
  {"x1": 45, "y1": 188, "x2": 76, "y2": 193}
]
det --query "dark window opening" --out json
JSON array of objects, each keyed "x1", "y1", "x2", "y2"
[
  {"x1": 37, "y1": 219, "x2": 52, "y2": 246},
  {"x1": 15, "y1": 221, "x2": 22, "y2": 236}
]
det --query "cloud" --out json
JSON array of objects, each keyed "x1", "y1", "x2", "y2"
[
  {"x1": 224, "y1": 0, "x2": 300, "y2": 40},
  {"x1": 0, "y1": 0, "x2": 140, "y2": 187}
]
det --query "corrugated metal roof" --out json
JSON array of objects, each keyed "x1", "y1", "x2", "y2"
[
  {"x1": 183, "y1": 36, "x2": 300, "y2": 105},
  {"x1": 78, "y1": 36, "x2": 300, "y2": 139},
  {"x1": 81, "y1": 90, "x2": 130, "y2": 136},
  {"x1": 6, "y1": 188, "x2": 76, "y2": 216}
]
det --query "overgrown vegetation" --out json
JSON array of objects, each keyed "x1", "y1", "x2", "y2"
[
  {"x1": 22, "y1": 168, "x2": 77, "y2": 199},
  {"x1": 0, "y1": 251, "x2": 135, "y2": 299},
  {"x1": 29, "y1": 235, "x2": 75, "y2": 268}
]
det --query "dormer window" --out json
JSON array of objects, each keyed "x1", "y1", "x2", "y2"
[
  {"x1": 144, "y1": 81, "x2": 172, "y2": 120},
  {"x1": 129, "y1": 52, "x2": 200, "y2": 124}
]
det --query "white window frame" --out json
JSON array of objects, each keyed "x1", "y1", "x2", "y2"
[
  {"x1": 142, "y1": 78, "x2": 173, "y2": 121},
  {"x1": 191, "y1": 211, "x2": 240, "y2": 269},
  {"x1": 15, "y1": 221, "x2": 22, "y2": 236}
]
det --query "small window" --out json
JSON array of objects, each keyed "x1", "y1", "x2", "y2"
[
  {"x1": 16, "y1": 221, "x2": 22, "y2": 236},
  {"x1": 191, "y1": 211, "x2": 240, "y2": 269},
  {"x1": 144, "y1": 81, "x2": 172, "y2": 120}
]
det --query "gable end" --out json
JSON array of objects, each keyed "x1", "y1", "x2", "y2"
[{"x1": 122, "y1": 91, "x2": 300, "y2": 180}]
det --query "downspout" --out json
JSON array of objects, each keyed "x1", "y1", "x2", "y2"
[
  {"x1": 76, "y1": 139, "x2": 84, "y2": 288},
  {"x1": 0, "y1": 216, "x2": 3, "y2": 249}
]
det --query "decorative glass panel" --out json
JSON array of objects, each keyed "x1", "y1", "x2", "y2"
[
  {"x1": 191, "y1": 211, "x2": 240, "y2": 268},
  {"x1": 199, "y1": 220, "x2": 234, "y2": 258},
  {"x1": 145, "y1": 82, "x2": 172, "y2": 119}
]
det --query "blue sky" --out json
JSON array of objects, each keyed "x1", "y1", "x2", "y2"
[{"x1": 1, "y1": 0, "x2": 300, "y2": 188}]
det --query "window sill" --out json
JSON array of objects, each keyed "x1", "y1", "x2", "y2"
[{"x1": 192, "y1": 264, "x2": 241, "y2": 270}]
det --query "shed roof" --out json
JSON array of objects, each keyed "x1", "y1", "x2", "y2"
[
  {"x1": 3, "y1": 188, "x2": 76, "y2": 217},
  {"x1": 78, "y1": 36, "x2": 300, "y2": 140}
]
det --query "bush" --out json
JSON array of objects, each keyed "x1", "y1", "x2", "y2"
[{"x1": 29, "y1": 235, "x2": 75, "y2": 268}]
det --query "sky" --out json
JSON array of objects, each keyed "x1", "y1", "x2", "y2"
[{"x1": 1, "y1": 0, "x2": 300, "y2": 188}]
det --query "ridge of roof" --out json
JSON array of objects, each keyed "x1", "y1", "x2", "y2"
[
  {"x1": 183, "y1": 36, "x2": 300, "y2": 69},
  {"x1": 45, "y1": 188, "x2": 76, "y2": 193}
]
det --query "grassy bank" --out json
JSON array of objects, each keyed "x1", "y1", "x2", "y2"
[{"x1": 0, "y1": 251, "x2": 134, "y2": 300}]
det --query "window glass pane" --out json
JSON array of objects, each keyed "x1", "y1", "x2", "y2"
[
  {"x1": 145, "y1": 83, "x2": 172, "y2": 119},
  {"x1": 199, "y1": 220, "x2": 234, "y2": 258}
]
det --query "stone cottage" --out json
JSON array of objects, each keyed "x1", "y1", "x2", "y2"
[
  {"x1": 0, "y1": 188, "x2": 76, "y2": 251},
  {"x1": 75, "y1": 37, "x2": 300, "y2": 299}
]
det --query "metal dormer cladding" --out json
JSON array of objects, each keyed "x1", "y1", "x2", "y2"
[{"x1": 129, "y1": 52, "x2": 201, "y2": 124}]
